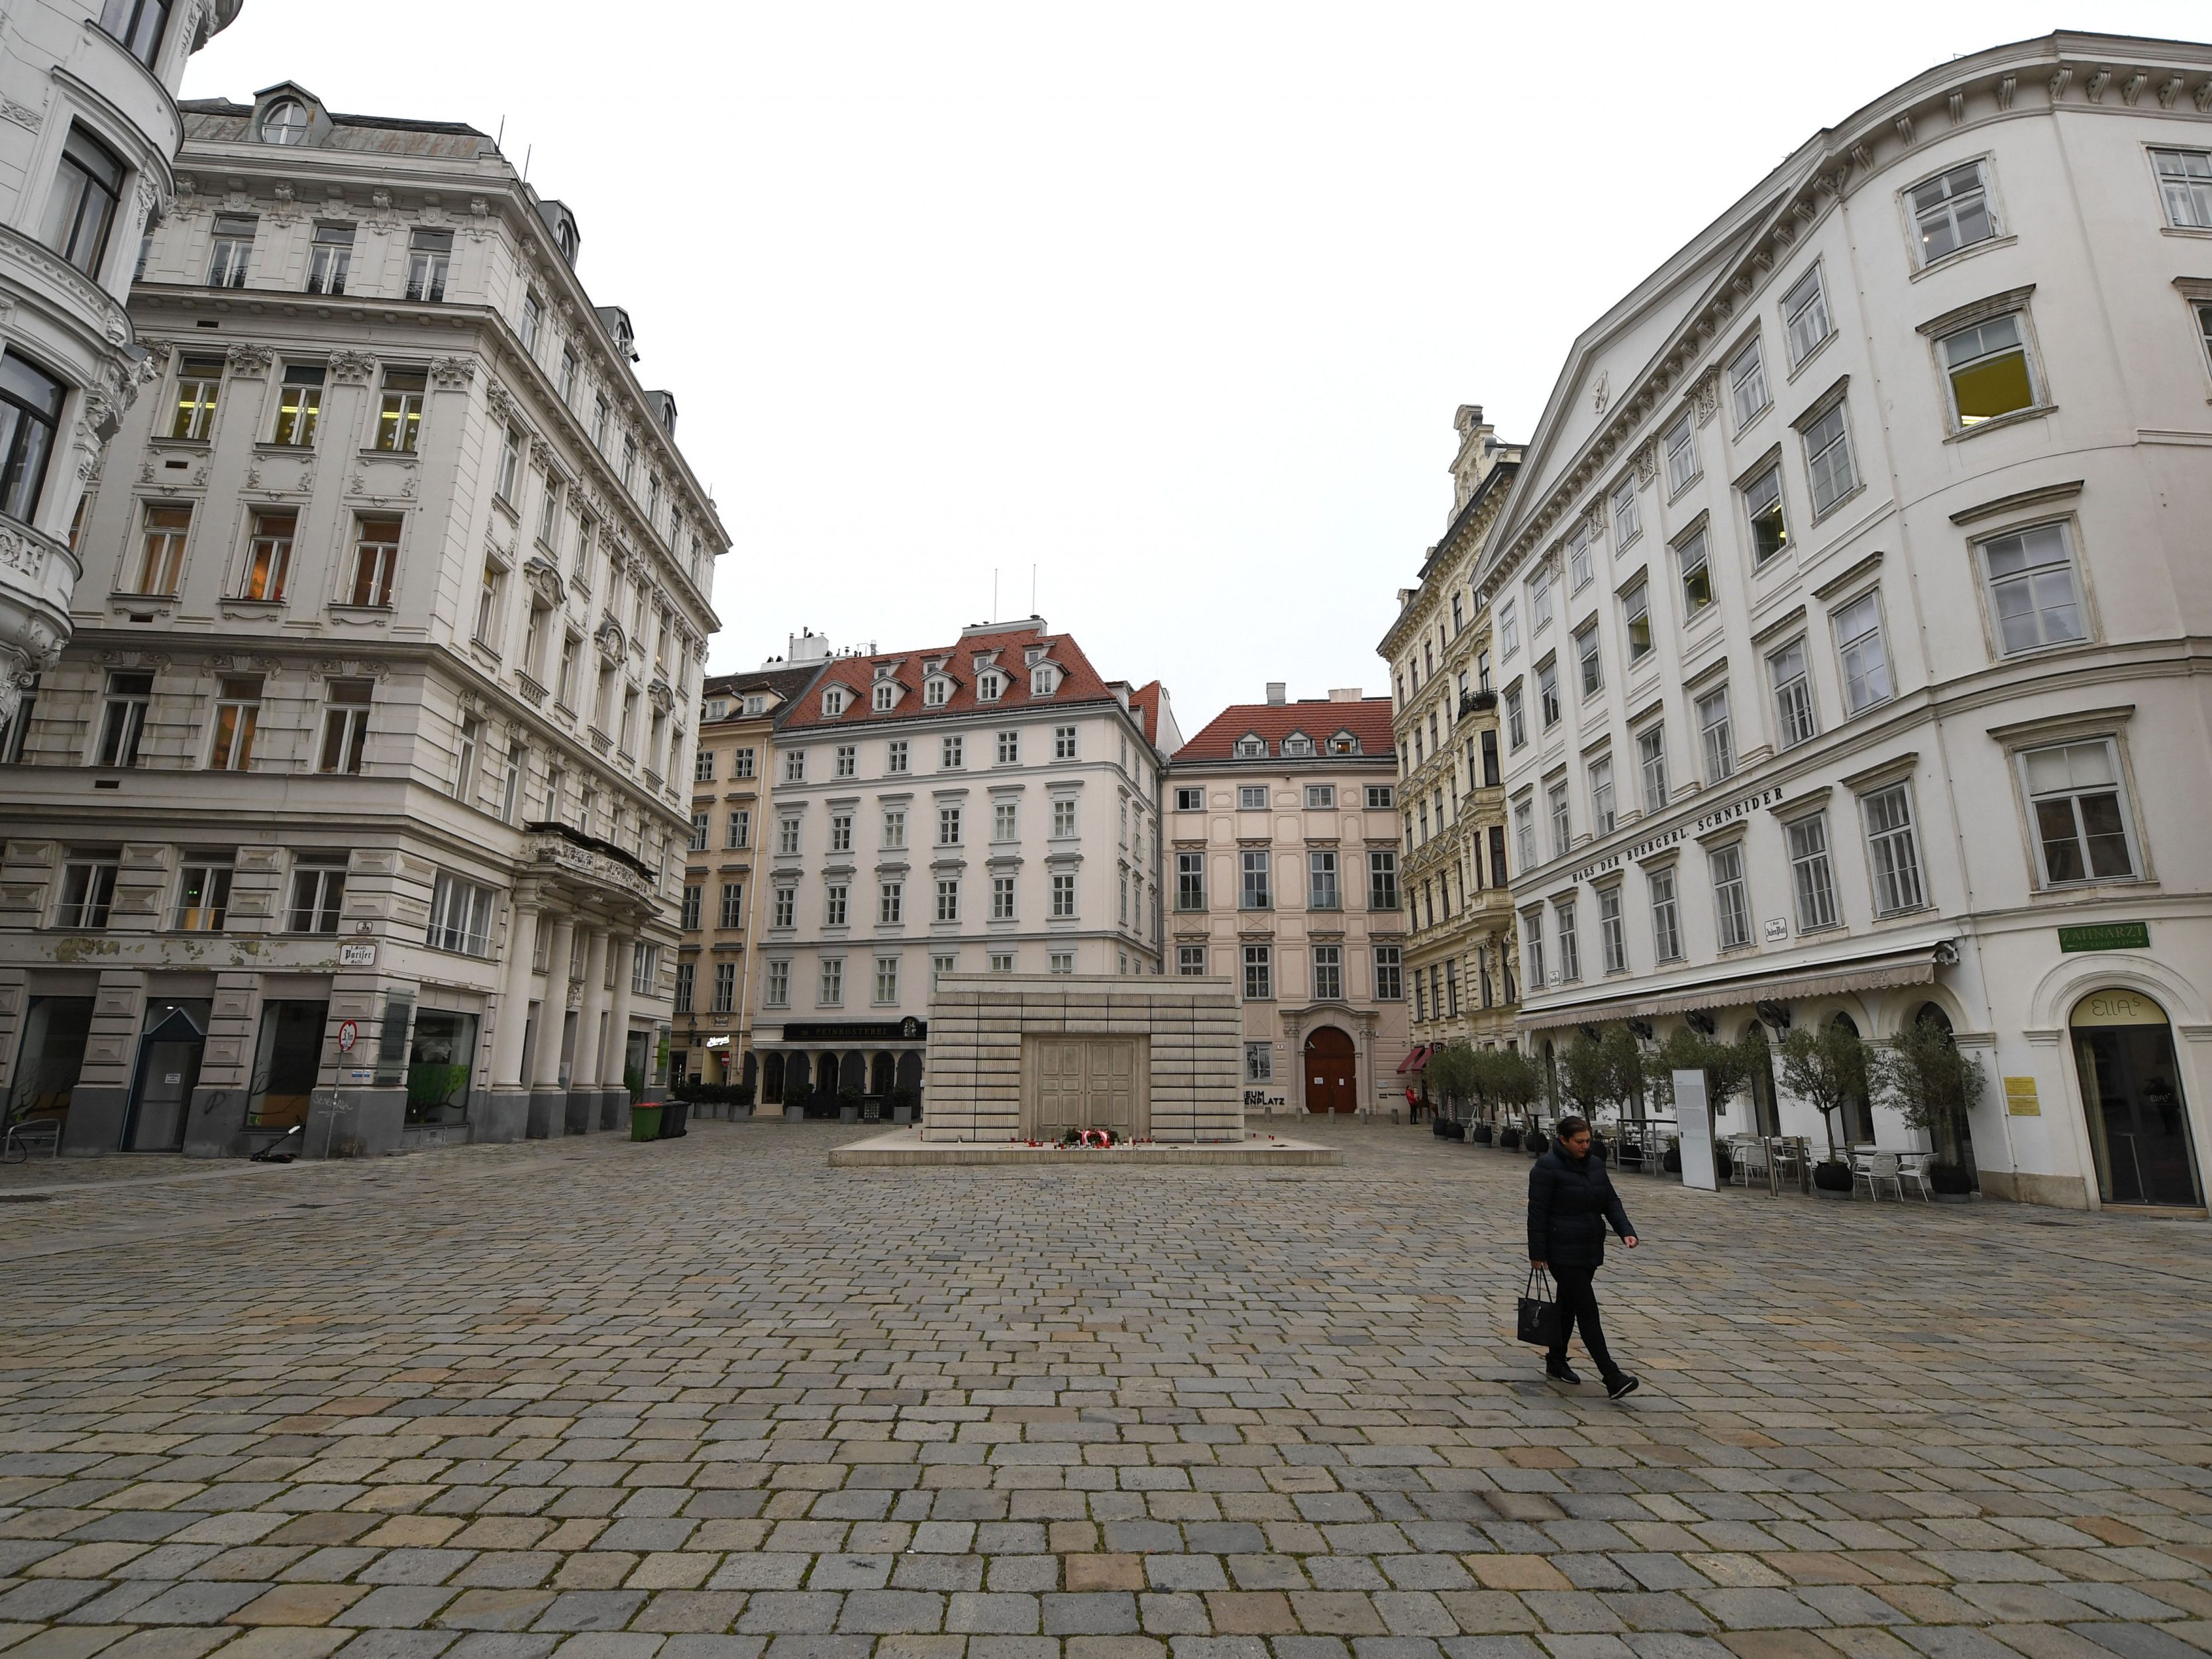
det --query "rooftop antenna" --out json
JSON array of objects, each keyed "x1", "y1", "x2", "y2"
[
  {"x1": 523, "y1": 143, "x2": 533, "y2": 183},
  {"x1": 496, "y1": 115, "x2": 506, "y2": 150}
]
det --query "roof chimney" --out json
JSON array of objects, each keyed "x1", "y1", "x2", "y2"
[
  {"x1": 1265, "y1": 682, "x2": 1287, "y2": 706},
  {"x1": 1328, "y1": 688, "x2": 1363, "y2": 703}
]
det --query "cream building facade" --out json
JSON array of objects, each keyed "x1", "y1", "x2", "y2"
[
  {"x1": 751, "y1": 619, "x2": 1175, "y2": 1115},
  {"x1": 0, "y1": 0, "x2": 241, "y2": 722},
  {"x1": 1485, "y1": 31, "x2": 2212, "y2": 1210},
  {"x1": 1377, "y1": 407, "x2": 1524, "y2": 1079},
  {"x1": 0, "y1": 82, "x2": 724, "y2": 1157},
  {"x1": 1165, "y1": 688, "x2": 1410, "y2": 1116}
]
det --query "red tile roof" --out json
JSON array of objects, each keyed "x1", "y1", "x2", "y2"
[
  {"x1": 1171, "y1": 697, "x2": 1398, "y2": 764},
  {"x1": 1127, "y1": 680, "x2": 1165, "y2": 748},
  {"x1": 774, "y1": 625, "x2": 1139, "y2": 735}
]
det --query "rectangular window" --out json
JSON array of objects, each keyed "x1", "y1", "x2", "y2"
[
  {"x1": 556, "y1": 632, "x2": 580, "y2": 706},
  {"x1": 823, "y1": 883, "x2": 849, "y2": 927},
  {"x1": 1537, "y1": 659, "x2": 1559, "y2": 727},
  {"x1": 350, "y1": 514, "x2": 401, "y2": 606},
  {"x1": 1237, "y1": 784, "x2": 1267, "y2": 810},
  {"x1": 1769, "y1": 640, "x2": 1817, "y2": 748},
  {"x1": 673, "y1": 963, "x2": 695, "y2": 1014},
  {"x1": 1648, "y1": 865, "x2": 1683, "y2": 961},
  {"x1": 937, "y1": 804, "x2": 961, "y2": 845},
  {"x1": 1728, "y1": 338, "x2": 1769, "y2": 429},
  {"x1": 1239, "y1": 1040, "x2": 1273, "y2": 1083},
  {"x1": 1308, "y1": 850, "x2": 1340, "y2": 910},
  {"x1": 988, "y1": 875, "x2": 1015, "y2": 921},
  {"x1": 1677, "y1": 527, "x2": 1712, "y2": 617},
  {"x1": 1803, "y1": 400, "x2": 1858, "y2": 515},
  {"x1": 131, "y1": 503, "x2": 190, "y2": 596},
  {"x1": 875, "y1": 879, "x2": 904, "y2": 924},
  {"x1": 995, "y1": 729, "x2": 1018, "y2": 765},
  {"x1": 1862, "y1": 783, "x2": 1925, "y2": 914},
  {"x1": 770, "y1": 886, "x2": 795, "y2": 928},
  {"x1": 454, "y1": 716, "x2": 482, "y2": 802},
  {"x1": 1980, "y1": 521, "x2": 2087, "y2": 654},
  {"x1": 1611, "y1": 476, "x2": 1642, "y2": 549},
  {"x1": 874, "y1": 957, "x2": 899, "y2": 1004},
  {"x1": 1241, "y1": 944, "x2": 1273, "y2": 1001},
  {"x1": 405, "y1": 229, "x2": 452, "y2": 301},
  {"x1": 310, "y1": 677, "x2": 370, "y2": 775},
  {"x1": 501, "y1": 743, "x2": 524, "y2": 824},
  {"x1": 1787, "y1": 812, "x2": 1840, "y2": 930},
  {"x1": 713, "y1": 962, "x2": 738, "y2": 1013},
  {"x1": 1504, "y1": 682, "x2": 1526, "y2": 749},
  {"x1": 495, "y1": 427, "x2": 524, "y2": 502},
  {"x1": 1175, "y1": 945, "x2": 1206, "y2": 976},
  {"x1": 882, "y1": 739, "x2": 909, "y2": 776},
  {"x1": 1239, "y1": 849, "x2": 1271, "y2": 910},
  {"x1": 1565, "y1": 522, "x2": 1593, "y2": 592},
  {"x1": 941, "y1": 735, "x2": 964, "y2": 769},
  {"x1": 0, "y1": 354, "x2": 64, "y2": 523},
  {"x1": 694, "y1": 749, "x2": 716, "y2": 783},
  {"x1": 1575, "y1": 623, "x2": 1601, "y2": 698},
  {"x1": 1530, "y1": 568, "x2": 1554, "y2": 631},
  {"x1": 1555, "y1": 899, "x2": 1581, "y2": 982},
  {"x1": 1832, "y1": 590, "x2": 1892, "y2": 714},
  {"x1": 1049, "y1": 950, "x2": 1074, "y2": 975},
  {"x1": 2154, "y1": 147, "x2": 2212, "y2": 229},
  {"x1": 170, "y1": 856, "x2": 231, "y2": 932},
  {"x1": 988, "y1": 953, "x2": 1014, "y2": 975},
  {"x1": 1522, "y1": 908, "x2": 1547, "y2": 990},
  {"x1": 374, "y1": 369, "x2": 427, "y2": 453},
  {"x1": 207, "y1": 675, "x2": 260, "y2": 771},
  {"x1": 1940, "y1": 313, "x2": 2036, "y2": 427},
  {"x1": 519, "y1": 290, "x2": 543, "y2": 353},
  {"x1": 1662, "y1": 413, "x2": 1698, "y2": 495},
  {"x1": 764, "y1": 960, "x2": 790, "y2": 1006},
  {"x1": 56, "y1": 849, "x2": 120, "y2": 929},
  {"x1": 1513, "y1": 799, "x2": 1535, "y2": 873},
  {"x1": 828, "y1": 812, "x2": 853, "y2": 853},
  {"x1": 1548, "y1": 780, "x2": 1570, "y2": 859},
  {"x1": 1367, "y1": 784, "x2": 1395, "y2": 808},
  {"x1": 1304, "y1": 783, "x2": 1336, "y2": 809},
  {"x1": 783, "y1": 749, "x2": 806, "y2": 784},
  {"x1": 92, "y1": 671, "x2": 152, "y2": 767},
  {"x1": 1710, "y1": 843, "x2": 1752, "y2": 950},
  {"x1": 1175, "y1": 851, "x2": 1204, "y2": 911},
  {"x1": 880, "y1": 808, "x2": 906, "y2": 849},
  {"x1": 237, "y1": 508, "x2": 296, "y2": 602},
  {"x1": 635, "y1": 941, "x2": 662, "y2": 997},
  {"x1": 720, "y1": 882, "x2": 745, "y2": 928},
  {"x1": 283, "y1": 856, "x2": 345, "y2": 934},
  {"x1": 825, "y1": 743, "x2": 852, "y2": 780},
  {"x1": 1911, "y1": 160, "x2": 1997, "y2": 264},
  {"x1": 425, "y1": 873, "x2": 493, "y2": 956},
  {"x1": 473, "y1": 567, "x2": 502, "y2": 645},
  {"x1": 171, "y1": 356, "x2": 224, "y2": 440},
  {"x1": 935, "y1": 878, "x2": 959, "y2": 922},
  {"x1": 1597, "y1": 885, "x2": 1626, "y2": 973},
  {"x1": 559, "y1": 347, "x2": 579, "y2": 403},
  {"x1": 1364, "y1": 849, "x2": 1397, "y2": 912},
  {"x1": 1033, "y1": 870, "x2": 1068, "y2": 918},
  {"x1": 1175, "y1": 786, "x2": 1202, "y2": 810},
  {"x1": 305, "y1": 221, "x2": 354, "y2": 295},
  {"x1": 1744, "y1": 464, "x2": 1788, "y2": 563},
  {"x1": 1489, "y1": 824, "x2": 1507, "y2": 888},
  {"x1": 1310, "y1": 944, "x2": 1342, "y2": 1002},
  {"x1": 1361, "y1": 944, "x2": 1396, "y2": 1001},
  {"x1": 992, "y1": 801, "x2": 1018, "y2": 841},
  {"x1": 1782, "y1": 266, "x2": 1831, "y2": 367},
  {"x1": 819, "y1": 959, "x2": 843, "y2": 1005},
  {"x1": 537, "y1": 475, "x2": 563, "y2": 549},
  {"x1": 680, "y1": 885, "x2": 702, "y2": 931},
  {"x1": 1697, "y1": 687, "x2": 1733, "y2": 784},
  {"x1": 205, "y1": 211, "x2": 255, "y2": 288},
  {"x1": 1622, "y1": 580, "x2": 1652, "y2": 663},
  {"x1": 1499, "y1": 598, "x2": 1519, "y2": 655},
  {"x1": 1047, "y1": 723, "x2": 1077, "y2": 761},
  {"x1": 2023, "y1": 739, "x2": 2136, "y2": 885},
  {"x1": 1589, "y1": 755, "x2": 1615, "y2": 836}
]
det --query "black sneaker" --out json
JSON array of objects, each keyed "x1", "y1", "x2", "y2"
[
  {"x1": 1605, "y1": 1372, "x2": 1640, "y2": 1400},
  {"x1": 1544, "y1": 1360, "x2": 1581, "y2": 1384}
]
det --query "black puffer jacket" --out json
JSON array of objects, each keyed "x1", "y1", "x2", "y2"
[{"x1": 1528, "y1": 1145, "x2": 1634, "y2": 1267}]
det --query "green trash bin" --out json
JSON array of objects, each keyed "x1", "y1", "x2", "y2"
[{"x1": 629, "y1": 1103, "x2": 664, "y2": 1141}]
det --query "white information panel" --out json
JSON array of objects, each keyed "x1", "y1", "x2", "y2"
[{"x1": 1673, "y1": 1069, "x2": 1718, "y2": 1191}]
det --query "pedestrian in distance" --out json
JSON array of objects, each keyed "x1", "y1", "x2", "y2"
[{"x1": 1527, "y1": 1112, "x2": 1641, "y2": 1399}]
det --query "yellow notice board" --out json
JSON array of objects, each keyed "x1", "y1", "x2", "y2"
[{"x1": 2003, "y1": 1076, "x2": 2041, "y2": 1116}]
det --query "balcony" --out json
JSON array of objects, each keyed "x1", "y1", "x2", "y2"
[{"x1": 1459, "y1": 690, "x2": 1498, "y2": 718}]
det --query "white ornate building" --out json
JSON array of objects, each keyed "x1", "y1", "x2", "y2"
[
  {"x1": 750, "y1": 619, "x2": 1175, "y2": 1113},
  {"x1": 1485, "y1": 31, "x2": 2212, "y2": 1211},
  {"x1": 0, "y1": 0, "x2": 242, "y2": 722},
  {"x1": 0, "y1": 81, "x2": 725, "y2": 1157}
]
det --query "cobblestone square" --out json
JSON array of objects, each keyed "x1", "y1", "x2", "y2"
[{"x1": 1, "y1": 1122, "x2": 2207, "y2": 1659}]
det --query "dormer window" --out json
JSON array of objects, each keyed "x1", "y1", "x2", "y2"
[
  {"x1": 872, "y1": 682, "x2": 895, "y2": 712},
  {"x1": 1026, "y1": 645, "x2": 1048, "y2": 666},
  {"x1": 1283, "y1": 732, "x2": 1313, "y2": 757},
  {"x1": 1235, "y1": 735, "x2": 1267, "y2": 759},
  {"x1": 1330, "y1": 731, "x2": 1361, "y2": 755},
  {"x1": 1031, "y1": 666, "x2": 1057, "y2": 696},
  {"x1": 260, "y1": 99, "x2": 310, "y2": 146},
  {"x1": 744, "y1": 694, "x2": 764, "y2": 717},
  {"x1": 822, "y1": 687, "x2": 847, "y2": 717},
  {"x1": 706, "y1": 700, "x2": 727, "y2": 721},
  {"x1": 924, "y1": 676, "x2": 950, "y2": 708},
  {"x1": 977, "y1": 672, "x2": 1004, "y2": 702}
]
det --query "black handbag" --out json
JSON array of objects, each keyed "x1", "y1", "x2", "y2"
[{"x1": 1517, "y1": 1267, "x2": 1561, "y2": 1348}]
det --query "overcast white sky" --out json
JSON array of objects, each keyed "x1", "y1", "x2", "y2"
[{"x1": 185, "y1": 2, "x2": 2206, "y2": 737}]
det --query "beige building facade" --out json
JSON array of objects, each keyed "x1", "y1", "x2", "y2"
[
  {"x1": 1165, "y1": 688, "x2": 1410, "y2": 1116},
  {"x1": 1377, "y1": 407, "x2": 1525, "y2": 1083},
  {"x1": 0, "y1": 83, "x2": 724, "y2": 1157}
]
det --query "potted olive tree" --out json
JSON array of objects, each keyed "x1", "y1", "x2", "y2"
[
  {"x1": 1643, "y1": 1027, "x2": 1761, "y2": 1181},
  {"x1": 1876, "y1": 1018, "x2": 1987, "y2": 1199},
  {"x1": 1425, "y1": 1042, "x2": 1478, "y2": 1141},
  {"x1": 1479, "y1": 1047, "x2": 1542, "y2": 1149},
  {"x1": 1777, "y1": 1020, "x2": 1873, "y2": 1197}
]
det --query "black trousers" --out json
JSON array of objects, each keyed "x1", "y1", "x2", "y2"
[{"x1": 1547, "y1": 1264, "x2": 1619, "y2": 1377}]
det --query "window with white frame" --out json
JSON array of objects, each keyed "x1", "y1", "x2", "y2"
[
  {"x1": 1589, "y1": 755, "x2": 1615, "y2": 836},
  {"x1": 1049, "y1": 871, "x2": 1075, "y2": 917},
  {"x1": 996, "y1": 729, "x2": 1018, "y2": 765},
  {"x1": 1537, "y1": 659, "x2": 1559, "y2": 728},
  {"x1": 1498, "y1": 598, "x2": 1519, "y2": 655},
  {"x1": 1240, "y1": 849, "x2": 1271, "y2": 909},
  {"x1": 2194, "y1": 297, "x2": 2212, "y2": 375},
  {"x1": 1241, "y1": 944, "x2": 1273, "y2": 1000},
  {"x1": 1367, "y1": 849, "x2": 1397, "y2": 911},
  {"x1": 880, "y1": 808, "x2": 906, "y2": 849},
  {"x1": 674, "y1": 963, "x2": 695, "y2": 1013},
  {"x1": 1177, "y1": 944, "x2": 1206, "y2": 975},
  {"x1": 1312, "y1": 944, "x2": 1343, "y2": 1001},
  {"x1": 990, "y1": 875, "x2": 1016, "y2": 920},
  {"x1": 1832, "y1": 590, "x2": 1893, "y2": 714},
  {"x1": 1677, "y1": 527, "x2": 1713, "y2": 617},
  {"x1": 680, "y1": 884, "x2": 702, "y2": 930},
  {"x1": 1595, "y1": 884, "x2": 1625, "y2": 973},
  {"x1": 1769, "y1": 640, "x2": 1817, "y2": 748},
  {"x1": 1051, "y1": 797, "x2": 1077, "y2": 837},
  {"x1": 823, "y1": 882, "x2": 849, "y2": 927},
  {"x1": 1304, "y1": 783, "x2": 1335, "y2": 809},
  {"x1": 1979, "y1": 521, "x2": 2086, "y2": 655},
  {"x1": 886, "y1": 739, "x2": 908, "y2": 774},
  {"x1": 874, "y1": 956, "x2": 899, "y2": 1004},
  {"x1": 937, "y1": 804, "x2": 962, "y2": 845},
  {"x1": 1697, "y1": 686, "x2": 1734, "y2": 784},
  {"x1": 1052, "y1": 723, "x2": 1077, "y2": 759},
  {"x1": 1610, "y1": 476, "x2": 1642, "y2": 549},
  {"x1": 877, "y1": 879, "x2": 904, "y2": 924},
  {"x1": 771, "y1": 885, "x2": 795, "y2": 928},
  {"x1": 829, "y1": 812, "x2": 853, "y2": 853},
  {"x1": 1244, "y1": 1041, "x2": 1273, "y2": 1083},
  {"x1": 713, "y1": 961, "x2": 739, "y2": 1012},
  {"x1": 2022, "y1": 738, "x2": 2138, "y2": 885},
  {"x1": 1308, "y1": 850, "x2": 1340, "y2": 910},
  {"x1": 1237, "y1": 784, "x2": 1267, "y2": 810},
  {"x1": 1787, "y1": 812, "x2": 1840, "y2": 931},
  {"x1": 425, "y1": 873, "x2": 493, "y2": 956},
  {"x1": 1553, "y1": 897, "x2": 1581, "y2": 982},
  {"x1": 2152, "y1": 147, "x2": 2212, "y2": 229},
  {"x1": 783, "y1": 749, "x2": 806, "y2": 783},
  {"x1": 1548, "y1": 780, "x2": 1570, "y2": 859},
  {"x1": 1781, "y1": 266, "x2": 1831, "y2": 367},
  {"x1": 1504, "y1": 683, "x2": 1526, "y2": 749},
  {"x1": 819, "y1": 958, "x2": 843, "y2": 1004},
  {"x1": 1521, "y1": 906, "x2": 1547, "y2": 989},
  {"x1": 1365, "y1": 784, "x2": 1394, "y2": 808},
  {"x1": 873, "y1": 681, "x2": 894, "y2": 712},
  {"x1": 1372, "y1": 945, "x2": 1402, "y2": 999},
  {"x1": 834, "y1": 743, "x2": 856, "y2": 778},
  {"x1": 1910, "y1": 160, "x2": 1998, "y2": 264},
  {"x1": 1512, "y1": 798, "x2": 1535, "y2": 873},
  {"x1": 1802, "y1": 400, "x2": 1858, "y2": 515},
  {"x1": 1939, "y1": 313, "x2": 2037, "y2": 428},
  {"x1": 1709, "y1": 843, "x2": 1752, "y2": 950},
  {"x1": 173, "y1": 855, "x2": 231, "y2": 932},
  {"x1": 935, "y1": 878, "x2": 959, "y2": 922},
  {"x1": 924, "y1": 676, "x2": 949, "y2": 706},
  {"x1": 1861, "y1": 783, "x2": 1925, "y2": 914},
  {"x1": 1637, "y1": 725, "x2": 1667, "y2": 814},
  {"x1": 688, "y1": 811, "x2": 710, "y2": 851},
  {"x1": 976, "y1": 671, "x2": 1004, "y2": 702},
  {"x1": 1566, "y1": 522, "x2": 1592, "y2": 591},
  {"x1": 57, "y1": 848, "x2": 119, "y2": 929},
  {"x1": 1530, "y1": 568, "x2": 1554, "y2": 630},
  {"x1": 208, "y1": 676, "x2": 261, "y2": 771},
  {"x1": 1622, "y1": 581, "x2": 1652, "y2": 664},
  {"x1": 1575, "y1": 623, "x2": 1601, "y2": 698},
  {"x1": 631, "y1": 943, "x2": 659, "y2": 996},
  {"x1": 821, "y1": 687, "x2": 847, "y2": 717},
  {"x1": 725, "y1": 808, "x2": 749, "y2": 851},
  {"x1": 776, "y1": 815, "x2": 800, "y2": 857},
  {"x1": 992, "y1": 800, "x2": 1017, "y2": 841},
  {"x1": 1648, "y1": 865, "x2": 1682, "y2": 961},
  {"x1": 764, "y1": 959, "x2": 790, "y2": 1006},
  {"x1": 1662, "y1": 413, "x2": 1699, "y2": 495},
  {"x1": 1744, "y1": 464, "x2": 1788, "y2": 563},
  {"x1": 941, "y1": 735, "x2": 963, "y2": 769},
  {"x1": 1728, "y1": 338, "x2": 1770, "y2": 429},
  {"x1": 1235, "y1": 735, "x2": 1265, "y2": 758}
]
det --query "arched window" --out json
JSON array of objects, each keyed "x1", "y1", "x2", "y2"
[{"x1": 260, "y1": 99, "x2": 311, "y2": 146}]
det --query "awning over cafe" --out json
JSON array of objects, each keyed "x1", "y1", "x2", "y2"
[
  {"x1": 1396, "y1": 1044, "x2": 1431, "y2": 1074},
  {"x1": 1516, "y1": 941, "x2": 1956, "y2": 1034}
]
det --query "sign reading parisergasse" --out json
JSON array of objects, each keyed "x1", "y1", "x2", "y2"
[{"x1": 1567, "y1": 784, "x2": 1787, "y2": 886}]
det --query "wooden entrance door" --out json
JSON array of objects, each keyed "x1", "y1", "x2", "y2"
[
  {"x1": 1029, "y1": 1038, "x2": 1144, "y2": 1139},
  {"x1": 1303, "y1": 1026, "x2": 1356, "y2": 1113}
]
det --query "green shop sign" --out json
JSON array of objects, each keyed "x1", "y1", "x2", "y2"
[{"x1": 2058, "y1": 921, "x2": 2150, "y2": 953}]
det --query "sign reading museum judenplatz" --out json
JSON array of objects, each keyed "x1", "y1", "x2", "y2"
[{"x1": 2056, "y1": 922, "x2": 2150, "y2": 953}]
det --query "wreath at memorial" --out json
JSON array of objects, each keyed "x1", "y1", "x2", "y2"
[{"x1": 1059, "y1": 1126, "x2": 1120, "y2": 1148}]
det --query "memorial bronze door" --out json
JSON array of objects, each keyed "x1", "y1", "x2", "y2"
[{"x1": 1027, "y1": 1038, "x2": 1145, "y2": 1140}]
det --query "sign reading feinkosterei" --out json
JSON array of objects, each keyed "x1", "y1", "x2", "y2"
[
  {"x1": 777, "y1": 1018, "x2": 926, "y2": 1044},
  {"x1": 2058, "y1": 922, "x2": 2150, "y2": 953}
]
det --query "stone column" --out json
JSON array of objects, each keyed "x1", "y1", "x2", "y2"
[
  {"x1": 480, "y1": 887, "x2": 541, "y2": 1144},
  {"x1": 601, "y1": 931, "x2": 636, "y2": 1127},
  {"x1": 572, "y1": 924, "x2": 609, "y2": 1130},
  {"x1": 531, "y1": 910, "x2": 577, "y2": 1138}
]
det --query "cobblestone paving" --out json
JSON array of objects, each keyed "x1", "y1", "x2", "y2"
[{"x1": 3, "y1": 1120, "x2": 2210, "y2": 1659}]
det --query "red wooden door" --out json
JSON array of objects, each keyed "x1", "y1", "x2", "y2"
[{"x1": 1303, "y1": 1026, "x2": 1356, "y2": 1113}]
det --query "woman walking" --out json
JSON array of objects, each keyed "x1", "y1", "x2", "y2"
[{"x1": 1527, "y1": 1114, "x2": 1640, "y2": 1398}]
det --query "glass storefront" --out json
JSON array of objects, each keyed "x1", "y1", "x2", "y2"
[
  {"x1": 2073, "y1": 988, "x2": 2203, "y2": 1207},
  {"x1": 407, "y1": 1009, "x2": 477, "y2": 1125}
]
